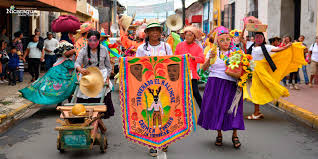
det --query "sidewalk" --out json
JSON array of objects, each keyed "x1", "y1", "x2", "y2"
[
  {"x1": 0, "y1": 73, "x2": 41, "y2": 133},
  {"x1": 274, "y1": 84, "x2": 318, "y2": 129}
]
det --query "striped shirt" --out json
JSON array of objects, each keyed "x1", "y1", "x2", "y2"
[{"x1": 18, "y1": 59, "x2": 24, "y2": 71}]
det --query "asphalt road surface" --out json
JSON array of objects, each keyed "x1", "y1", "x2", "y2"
[{"x1": 1, "y1": 84, "x2": 318, "y2": 159}]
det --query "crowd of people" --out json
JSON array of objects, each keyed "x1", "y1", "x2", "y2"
[{"x1": 1, "y1": 14, "x2": 317, "y2": 157}]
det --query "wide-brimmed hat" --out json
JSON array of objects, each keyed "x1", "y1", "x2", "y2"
[
  {"x1": 183, "y1": 26, "x2": 201, "y2": 40},
  {"x1": 120, "y1": 15, "x2": 133, "y2": 31},
  {"x1": 145, "y1": 19, "x2": 162, "y2": 33},
  {"x1": 77, "y1": 22, "x2": 93, "y2": 34},
  {"x1": 166, "y1": 14, "x2": 183, "y2": 31},
  {"x1": 100, "y1": 28, "x2": 110, "y2": 37},
  {"x1": 80, "y1": 67, "x2": 104, "y2": 97}
]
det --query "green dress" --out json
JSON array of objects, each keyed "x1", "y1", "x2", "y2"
[{"x1": 19, "y1": 59, "x2": 77, "y2": 105}]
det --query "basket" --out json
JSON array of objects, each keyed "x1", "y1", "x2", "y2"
[
  {"x1": 246, "y1": 23, "x2": 268, "y2": 32},
  {"x1": 225, "y1": 65, "x2": 244, "y2": 79}
]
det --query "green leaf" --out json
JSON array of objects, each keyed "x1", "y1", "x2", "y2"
[
  {"x1": 163, "y1": 106, "x2": 171, "y2": 112},
  {"x1": 149, "y1": 57, "x2": 152, "y2": 63},
  {"x1": 158, "y1": 59, "x2": 164, "y2": 63},
  {"x1": 163, "y1": 106, "x2": 171, "y2": 116},
  {"x1": 154, "y1": 57, "x2": 158, "y2": 62},
  {"x1": 143, "y1": 68, "x2": 149, "y2": 74},
  {"x1": 155, "y1": 76, "x2": 166, "y2": 79},
  {"x1": 169, "y1": 57, "x2": 181, "y2": 62},
  {"x1": 128, "y1": 58, "x2": 140, "y2": 64},
  {"x1": 141, "y1": 110, "x2": 147, "y2": 120}
]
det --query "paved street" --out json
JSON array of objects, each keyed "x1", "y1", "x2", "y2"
[{"x1": 0, "y1": 84, "x2": 318, "y2": 159}]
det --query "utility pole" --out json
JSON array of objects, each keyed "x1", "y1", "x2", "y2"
[
  {"x1": 113, "y1": 0, "x2": 117, "y2": 24},
  {"x1": 182, "y1": 0, "x2": 185, "y2": 27}
]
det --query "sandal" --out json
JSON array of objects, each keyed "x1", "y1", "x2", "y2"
[
  {"x1": 246, "y1": 113, "x2": 264, "y2": 120},
  {"x1": 149, "y1": 148, "x2": 158, "y2": 157},
  {"x1": 232, "y1": 136, "x2": 241, "y2": 149},
  {"x1": 215, "y1": 136, "x2": 223, "y2": 146},
  {"x1": 162, "y1": 146, "x2": 168, "y2": 152}
]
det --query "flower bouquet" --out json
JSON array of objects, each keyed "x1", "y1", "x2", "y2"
[{"x1": 225, "y1": 50, "x2": 254, "y2": 87}]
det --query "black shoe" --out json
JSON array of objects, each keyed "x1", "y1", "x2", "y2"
[
  {"x1": 149, "y1": 148, "x2": 158, "y2": 157},
  {"x1": 162, "y1": 146, "x2": 168, "y2": 152}
]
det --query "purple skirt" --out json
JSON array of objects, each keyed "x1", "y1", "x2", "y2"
[{"x1": 197, "y1": 77, "x2": 245, "y2": 131}]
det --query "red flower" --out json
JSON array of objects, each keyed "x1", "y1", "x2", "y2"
[
  {"x1": 157, "y1": 70, "x2": 165, "y2": 77},
  {"x1": 145, "y1": 71, "x2": 154, "y2": 79},
  {"x1": 155, "y1": 63, "x2": 165, "y2": 70},
  {"x1": 175, "y1": 109, "x2": 182, "y2": 117},
  {"x1": 140, "y1": 58, "x2": 149, "y2": 63},
  {"x1": 161, "y1": 59, "x2": 171, "y2": 63},
  {"x1": 132, "y1": 112, "x2": 138, "y2": 121},
  {"x1": 143, "y1": 62, "x2": 153, "y2": 71}
]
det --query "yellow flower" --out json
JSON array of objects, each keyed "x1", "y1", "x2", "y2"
[
  {"x1": 243, "y1": 66, "x2": 248, "y2": 70},
  {"x1": 243, "y1": 61, "x2": 249, "y2": 66}
]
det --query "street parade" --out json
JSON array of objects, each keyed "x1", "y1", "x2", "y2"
[{"x1": 0, "y1": 0, "x2": 318, "y2": 159}]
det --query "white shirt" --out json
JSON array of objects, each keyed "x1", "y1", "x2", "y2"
[
  {"x1": 246, "y1": 41, "x2": 277, "y2": 61},
  {"x1": 136, "y1": 42, "x2": 173, "y2": 57},
  {"x1": 206, "y1": 49, "x2": 236, "y2": 82},
  {"x1": 309, "y1": 43, "x2": 318, "y2": 62},
  {"x1": 44, "y1": 38, "x2": 59, "y2": 55},
  {"x1": 27, "y1": 42, "x2": 42, "y2": 58}
]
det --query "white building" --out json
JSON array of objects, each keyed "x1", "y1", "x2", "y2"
[{"x1": 232, "y1": 0, "x2": 317, "y2": 45}]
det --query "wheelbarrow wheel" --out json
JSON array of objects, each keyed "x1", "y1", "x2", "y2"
[
  {"x1": 100, "y1": 134, "x2": 108, "y2": 153},
  {"x1": 57, "y1": 135, "x2": 65, "y2": 153}
]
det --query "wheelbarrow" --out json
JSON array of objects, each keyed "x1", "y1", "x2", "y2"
[{"x1": 55, "y1": 83, "x2": 108, "y2": 153}]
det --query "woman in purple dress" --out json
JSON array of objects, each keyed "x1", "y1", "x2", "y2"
[{"x1": 198, "y1": 26, "x2": 244, "y2": 148}]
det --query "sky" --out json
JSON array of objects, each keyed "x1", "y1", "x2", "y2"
[{"x1": 117, "y1": 0, "x2": 197, "y2": 21}]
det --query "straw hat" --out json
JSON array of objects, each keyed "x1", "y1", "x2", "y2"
[
  {"x1": 145, "y1": 19, "x2": 162, "y2": 33},
  {"x1": 120, "y1": 15, "x2": 133, "y2": 31},
  {"x1": 76, "y1": 22, "x2": 93, "y2": 34},
  {"x1": 100, "y1": 28, "x2": 110, "y2": 37},
  {"x1": 166, "y1": 14, "x2": 183, "y2": 31},
  {"x1": 183, "y1": 26, "x2": 201, "y2": 40},
  {"x1": 80, "y1": 67, "x2": 104, "y2": 97},
  {"x1": 71, "y1": 104, "x2": 86, "y2": 116}
]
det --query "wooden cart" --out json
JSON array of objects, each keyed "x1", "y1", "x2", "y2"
[{"x1": 55, "y1": 84, "x2": 108, "y2": 153}]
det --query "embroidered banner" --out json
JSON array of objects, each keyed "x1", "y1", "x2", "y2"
[{"x1": 119, "y1": 55, "x2": 196, "y2": 149}]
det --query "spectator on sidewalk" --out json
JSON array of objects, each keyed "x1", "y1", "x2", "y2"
[
  {"x1": 11, "y1": 31, "x2": 24, "y2": 82},
  {"x1": 23, "y1": 35, "x2": 45, "y2": 82},
  {"x1": 0, "y1": 28, "x2": 9, "y2": 44},
  {"x1": 297, "y1": 35, "x2": 309, "y2": 85},
  {"x1": 44, "y1": 32, "x2": 59, "y2": 71},
  {"x1": 17, "y1": 51, "x2": 24, "y2": 82},
  {"x1": 280, "y1": 36, "x2": 298, "y2": 87},
  {"x1": 308, "y1": 36, "x2": 318, "y2": 87},
  {"x1": 7, "y1": 46, "x2": 19, "y2": 86},
  {"x1": 0, "y1": 40, "x2": 9, "y2": 83}
]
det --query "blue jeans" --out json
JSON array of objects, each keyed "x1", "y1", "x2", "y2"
[
  {"x1": 45, "y1": 55, "x2": 56, "y2": 71},
  {"x1": 16, "y1": 70, "x2": 23, "y2": 82},
  {"x1": 282, "y1": 76, "x2": 287, "y2": 84},
  {"x1": 302, "y1": 65, "x2": 309, "y2": 84},
  {"x1": 0, "y1": 63, "x2": 7, "y2": 78}
]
